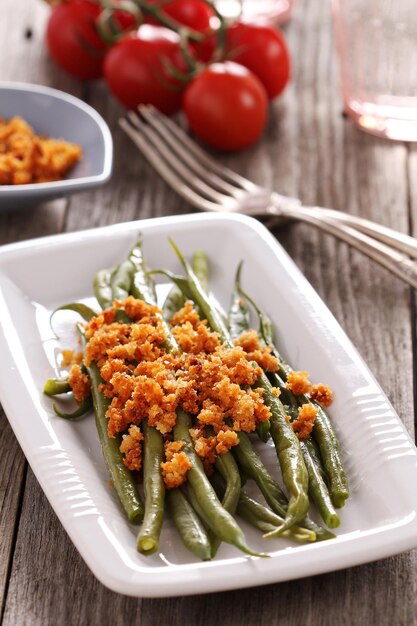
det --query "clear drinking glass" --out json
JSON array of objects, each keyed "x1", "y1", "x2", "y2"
[
  {"x1": 214, "y1": 0, "x2": 294, "y2": 25},
  {"x1": 333, "y1": 0, "x2": 417, "y2": 141}
]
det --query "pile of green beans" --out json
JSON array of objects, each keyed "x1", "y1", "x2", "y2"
[{"x1": 44, "y1": 237, "x2": 348, "y2": 561}]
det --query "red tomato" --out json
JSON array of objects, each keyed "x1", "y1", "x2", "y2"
[
  {"x1": 226, "y1": 22, "x2": 291, "y2": 100},
  {"x1": 104, "y1": 26, "x2": 184, "y2": 114},
  {"x1": 112, "y1": 8, "x2": 139, "y2": 33},
  {"x1": 46, "y1": 0, "x2": 106, "y2": 80},
  {"x1": 183, "y1": 62, "x2": 268, "y2": 152},
  {"x1": 145, "y1": 0, "x2": 214, "y2": 32}
]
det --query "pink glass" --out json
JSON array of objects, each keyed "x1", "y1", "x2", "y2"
[
  {"x1": 333, "y1": 0, "x2": 417, "y2": 141},
  {"x1": 214, "y1": 0, "x2": 294, "y2": 25}
]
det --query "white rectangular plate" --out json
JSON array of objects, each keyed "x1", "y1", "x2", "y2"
[{"x1": 0, "y1": 213, "x2": 416, "y2": 597}]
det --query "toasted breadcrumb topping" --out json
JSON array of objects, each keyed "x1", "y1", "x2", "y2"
[
  {"x1": 310, "y1": 383, "x2": 333, "y2": 407},
  {"x1": 61, "y1": 349, "x2": 83, "y2": 367},
  {"x1": 119, "y1": 425, "x2": 144, "y2": 471},
  {"x1": 286, "y1": 370, "x2": 312, "y2": 396},
  {"x1": 234, "y1": 329, "x2": 279, "y2": 372},
  {"x1": 82, "y1": 298, "x2": 274, "y2": 472},
  {"x1": 68, "y1": 363, "x2": 90, "y2": 403},
  {"x1": 291, "y1": 404, "x2": 318, "y2": 439},
  {"x1": 160, "y1": 441, "x2": 192, "y2": 488},
  {"x1": 0, "y1": 117, "x2": 81, "y2": 185}
]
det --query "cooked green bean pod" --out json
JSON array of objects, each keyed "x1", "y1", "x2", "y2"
[
  {"x1": 51, "y1": 302, "x2": 97, "y2": 322},
  {"x1": 93, "y1": 269, "x2": 113, "y2": 309},
  {"x1": 174, "y1": 409, "x2": 266, "y2": 557},
  {"x1": 52, "y1": 395, "x2": 92, "y2": 420},
  {"x1": 43, "y1": 378, "x2": 71, "y2": 396},
  {"x1": 167, "y1": 488, "x2": 211, "y2": 561},
  {"x1": 238, "y1": 285, "x2": 349, "y2": 509},
  {"x1": 210, "y1": 452, "x2": 241, "y2": 556},
  {"x1": 137, "y1": 421, "x2": 165, "y2": 555},
  {"x1": 170, "y1": 240, "x2": 309, "y2": 530},
  {"x1": 300, "y1": 439, "x2": 340, "y2": 528},
  {"x1": 87, "y1": 359, "x2": 144, "y2": 524}
]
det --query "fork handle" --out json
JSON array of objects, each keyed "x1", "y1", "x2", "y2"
[
  {"x1": 268, "y1": 202, "x2": 417, "y2": 290},
  {"x1": 271, "y1": 193, "x2": 417, "y2": 259}
]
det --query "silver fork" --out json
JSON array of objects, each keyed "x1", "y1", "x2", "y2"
[{"x1": 119, "y1": 104, "x2": 417, "y2": 290}]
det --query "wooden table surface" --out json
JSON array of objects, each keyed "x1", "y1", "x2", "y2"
[{"x1": 1, "y1": 1, "x2": 417, "y2": 624}]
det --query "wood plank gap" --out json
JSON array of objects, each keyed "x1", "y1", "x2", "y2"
[{"x1": 0, "y1": 463, "x2": 28, "y2": 626}]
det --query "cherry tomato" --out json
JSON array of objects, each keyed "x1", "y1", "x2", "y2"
[
  {"x1": 225, "y1": 22, "x2": 291, "y2": 100},
  {"x1": 145, "y1": 0, "x2": 214, "y2": 32},
  {"x1": 112, "y1": 8, "x2": 139, "y2": 33},
  {"x1": 46, "y1": 0, "x2": 106, "y2": 80},
  {"x1": 104, "y1": 25, "x2": 184, "y2": 114},
  {"x1": 183, "y1": 62, "x2": 268, "y2": 152}
]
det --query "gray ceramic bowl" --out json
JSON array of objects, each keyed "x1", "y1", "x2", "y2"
[{"x1": 0, "y1": 82, "x2": 113, "y2": 210}]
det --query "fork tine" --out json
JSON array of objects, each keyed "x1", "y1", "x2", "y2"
[
  {"x1": 128, "y1": 111, "x2": 242, "y2": 203},
  {"x1": 119, "y1": 116, "x2": 236, "y2": 213},
  {"x1": 138, "y1": 106, "x2": 263, "y2": 202},
  {"x1": 125, "y1": 112, "x2": 240, "y2": 209},
  {"x1": 139, "y1": 105, "x2": 265, "y2": 194}
]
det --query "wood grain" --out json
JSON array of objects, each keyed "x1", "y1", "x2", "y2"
[{"x1": 0, "y1": 0, "x2": 416, "y2": 624}]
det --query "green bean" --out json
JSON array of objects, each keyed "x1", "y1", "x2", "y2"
[
  {"x1": 174, "y1": 409, "x2": 266, "y2": 557},
  {"x1": 163, "y1": 285, "x2": 185, "y2": 322},
  {"x1": 210, "y1": 452, "x2": 241, "y2": 556},
  {"x1": 233, "y1": 432, "x2": 334, "y2": 541},
  {"x1": 227, "y1": 264, "x2": 269, "y2": 443},
  {"x1": 266, "y1": 374, "x2": 339, "y2": 528},
  {"x1": 43, "y1": 378, "x2": 71, "y2": 396},
  {"x1": 237, "y1": 491, "x2": 316, "y2": 542},
  {"x1": 306, "y1": 436, "x2": 327, "y2": 482},
  {"x1": 210, "y1": 472, "x2": 315, "y2": 543},
  {"x1": 51, "y1": 302, "x2": 97, "y2": 322},
  {"x1": 162, "y1": 251, "x2": 209, "y2": 323},
  {"x1": 93, "y1": 269, "x2": 113, "y2": 309},
  {"x1": 227, "y1": 261, "x2": 250, "y2": 341},
  {"x1": 300, "y1": 439, "x2": 340, "y2": 528},
  {"x1": 311, "y1": 404, "x2": 349, "y2": 507},
  {"x1": 170, "y1": 240, "x2": 308, "y2": 529},
  {"x1": 137, "y1": 421, "x2": 165, "y2": 555},
  {"x1": 128, "y1": 237, "x2": 158, "y2": 306},
  {"x1": 191, "y1": 250, "x2": 209, "y2": 293},
  {"x1": 233, "y1": 432, "x2": 288, "y2": 515},
  {"x1": 87, "y1": 360, "x2": 144, "y2": 524},
  {"x1": 129, "y1": 241, "x2": 179, "y2": 354},
  {"x1": 52, "y1": 395, "x2": 92, "y2": 420},
  {"x1": 110, "y1": 259, "x2": 135, "y2": 301},
  {"x1": 167, "y1": 488, "x2": 211, "y2": 561},
  {"x1": 240, "y1": 287, "x2": 348, "y2": 509}
]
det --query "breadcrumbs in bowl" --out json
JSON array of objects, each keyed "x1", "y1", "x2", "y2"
[
  {"x1": 0, "y1": 82, "x2": 112, "y2": 210},
  {"x1": 0, "y1": 116, "x2": 82, "y2": 185}
]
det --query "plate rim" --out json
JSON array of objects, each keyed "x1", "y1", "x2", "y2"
[{"x1": 0, "y1": 212, "x2": 416, "y2": 597}]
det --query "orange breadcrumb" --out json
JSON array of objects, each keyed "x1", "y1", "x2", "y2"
[
  {"x1": 215, "y1": 429, "x2": 239, "y2": 454},
  {"x1": 119, "y1": 425, "x2": 144, "y2": 471},
  {"x1": 0, "y1": 116, "x2": 81, "y2": 185},
  {"x1": 61, "y1": 349, "x2": 82, "y2": 367},
  {"x1": 161, "y1": 441, "x2": 192, "y2": 488},
  {"x1": 286, "y1": 370, "x2": 312, "y2": 395},
  {"x1": 234, "y1": 329, "x2": 279, "y2": 372},
  {"x1": 81, "y1": 299, "x2": 272, "y2": 464},
  {"x1": 310, "y1": 383, "x2": 333, "y2": 407},
  {"x1": 291, "y1": 404, "x2": 318, "y2": 439},
  {"x1": 68, "y1": 363, "x2": 90, "y2": 403}
]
